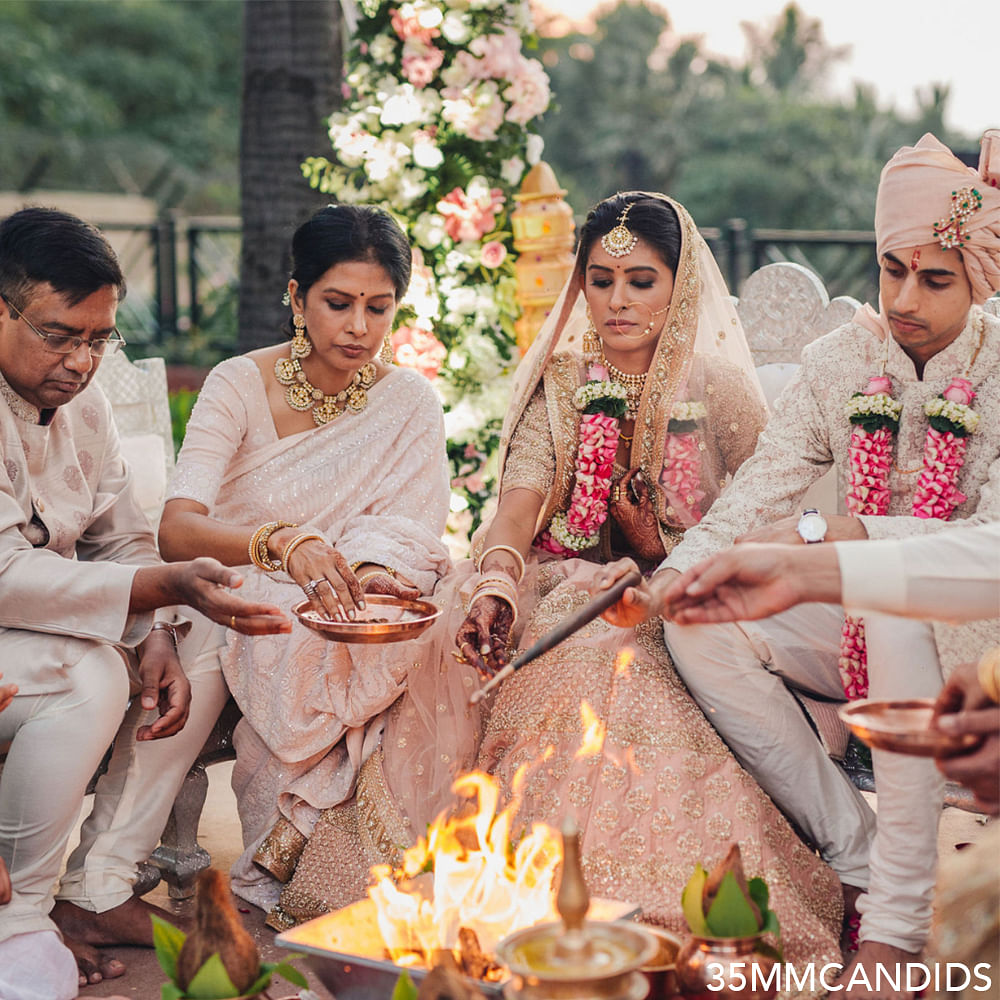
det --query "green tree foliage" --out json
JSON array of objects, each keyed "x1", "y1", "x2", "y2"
[
  {"x1": 537, "y1": 1, "x2": 974, "y2": 229},
  {"x1": 0, "y1": 0, "x2": 241, "y2": 211}
]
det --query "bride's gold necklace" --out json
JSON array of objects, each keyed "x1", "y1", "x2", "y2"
[
  {"x1": 274, "y1": 355, "x2": 377, "y2": 426},
  {"x1": 602, "y1": 353, "x2": 647, "y2": 418}
]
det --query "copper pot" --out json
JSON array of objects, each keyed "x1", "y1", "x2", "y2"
[{"x1": 675, "y1": 934, "x2": 777, "y2": 1000}]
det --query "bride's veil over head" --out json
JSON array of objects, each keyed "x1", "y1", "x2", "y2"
[{"x1": 498, "y1": 192, "x2": 766, "y2": 538}]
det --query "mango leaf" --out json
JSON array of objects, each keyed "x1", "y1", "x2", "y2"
[
  {"x1": 151, "y1": 913, "x2": 187, "y2": 982},
  {"x1": 760, "y1": 907, "x2": 781, "y2": 942},
  {"x1": 244, "y1": 956, "x2": 309, "y2": 995},
  {"x1": 747, "y1": 877, "x2": 769, "y2": 916},
  {"x1": 704, "y1": 871, "x2": 761, "y2": 938},
  {"x1": 392, "y1": 970, "x2": 419, "y2": 1000},
  {"x1": 184, "y1": 953, "x2": 240, "y2": 999},
  {"x1": 681, "y1": 864, "x2": 710, "y2": 936},
  {"x1": 161, "y1": 985, "x2": 186, "y2": 1000}
]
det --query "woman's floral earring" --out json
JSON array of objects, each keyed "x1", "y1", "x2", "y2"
[
  {"x1": 380, "y1": 334, "x2": 394, "y2": 364},
  {"x1": 291, "y1": 314, "x2": 312, "y2": 359},
  {"x1": 583, "y1": 304, "x2": 601, "y2": 358}
]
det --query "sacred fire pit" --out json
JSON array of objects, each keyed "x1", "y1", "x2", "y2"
[{"x1": 276, "y1": 773, "x2": 645, "y2": 999}]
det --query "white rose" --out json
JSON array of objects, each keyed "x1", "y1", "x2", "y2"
[
  {"x1": 380, "y1": 84, "x2": 423, "y2": 127},
  {"x1": 412, "y1": 132, "x2": 444, "y2": 169},
  {"x1": 526, "y1": 132, "x2": 545, "y2": 165},
  {"x1": 412, "y1": 211, "x2": 449, "y2": 250},
  {"x1": 369, "y1": 35, "x2": 396, "y2": 64},
  {"x1": 501, "y1": 156, "x2": 525, "y2": 186},
  {"x1": 440, "y1": 10, "x2": 472, "y2": 44}
]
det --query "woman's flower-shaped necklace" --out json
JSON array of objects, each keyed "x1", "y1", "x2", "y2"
[
  {"x1": 838, "y1": 308, "x2": 985, "y2": 699},
  {"x1": 275, "y1": 355, "x2": 377, "y2": 426}
]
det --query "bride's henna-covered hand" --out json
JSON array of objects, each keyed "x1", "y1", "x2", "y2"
[
  {"x1": 610, "y1": 469, "x2": 665, "y2": 562},
  {"x1": 455, "y1": 596, "x2": 515, "y2": 677},
  {"x1": 359, "y1": 568, "x2": 419, "y2": 601}
]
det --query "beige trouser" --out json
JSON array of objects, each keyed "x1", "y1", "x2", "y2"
[
  {"x1": 56, "y1": 614, "x2": 230, "y2": 912},
  {"x1": 664, "y1": 603, "x2": 944, "y2": 952},
  {"x1": 0, "y1": 643, "x2": 129, "y2": 945}
]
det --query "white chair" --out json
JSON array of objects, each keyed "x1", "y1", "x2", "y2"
[{"x1": 93, "y1": 352, "x2": 175, "y2": 522}]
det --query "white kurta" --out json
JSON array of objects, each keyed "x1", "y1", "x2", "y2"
[
  {"x1": 836, "y1": 521, "x2": 1000, "y2": 623},
  {"x1": 0, "y1": 370, "x2": 159, "y2": 954}
]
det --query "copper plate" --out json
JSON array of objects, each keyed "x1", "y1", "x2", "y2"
[
  {"x1": 839, "y1": 698, "x2": 980, "y2": 757},
  {"x1": 293, "y1": 594, "x2": 442, "y2": 644}
]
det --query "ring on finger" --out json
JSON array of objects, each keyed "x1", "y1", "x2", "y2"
[{"x1": 307, "y1": 577, "x2": 325, "y2": 591}]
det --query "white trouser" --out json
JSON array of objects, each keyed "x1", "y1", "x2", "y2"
[
  {"x1": 0, "y1": 931, "x2": 78, "y2": 1000},
  {"x1": 0, "y1": 644, "x2": 129, "y2": 944},
  {"x1": 664, "y1": 603, "x2": 944, "y2": 952},
  {"x1": 57, "y1": 615, "x2": 230, "y2": 912}
]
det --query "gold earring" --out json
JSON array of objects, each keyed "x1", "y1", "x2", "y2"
[
  {"x1": 380, "y1": 334, "x2": 394, "y2": 365},
  {"x1": 583, "y1": 304, "x2": 601, "y2": 357},
  {"x1": 291, "y1": 314, "x2": 311, "y2": 359}
]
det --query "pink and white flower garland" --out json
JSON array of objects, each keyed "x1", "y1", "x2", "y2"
[
  {"x1": 661, "y1": 400, "x2": 708, "y2": 525},
  {"x1": 839, "y1": 374, "x2": 979, "y2": 698},
  {"x1": 535, "y1": 364, "x2": 627, "y2": 555}
]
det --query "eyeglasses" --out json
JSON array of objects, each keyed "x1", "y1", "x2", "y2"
[{"x1": 2, "y1": 296, "x2": 126, "y2": 357}]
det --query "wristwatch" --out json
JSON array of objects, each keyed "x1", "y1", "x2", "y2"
[{"x1": 796, "y1": 508, "x2": 828, "y2": 544}]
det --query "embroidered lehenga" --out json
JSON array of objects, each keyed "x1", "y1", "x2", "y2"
[{"x1": 274, "y1": 198, "x2": 842, "y2": 968}]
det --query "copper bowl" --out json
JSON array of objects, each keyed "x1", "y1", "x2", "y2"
[
  {"x1": 292, "y1": 594, "x2": 442, "y2": 644},
  {"x1": 839, "y1": 698, "x2": 980, "y2": 758},
  {"x1": 630, "y1": 925, "x2": 681, "y2": 1000}
]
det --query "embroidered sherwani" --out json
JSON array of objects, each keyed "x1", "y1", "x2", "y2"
[
  {"x1": 0, "y1": 373, "x2": 157, "y2": 946},
  {"x1": 662, "y1": 307, "x2": 1000, "y2": 952}
]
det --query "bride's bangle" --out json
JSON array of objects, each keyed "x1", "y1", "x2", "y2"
[
  {"x1": 280, "y1": 532, "x2": 326, "y2": 576},
  {"x1": 469, "y1": 575, "x2": 519, "y2": 627},
  {"x1": 476, "y1": 544, "x2": 525, "y2": 584},
  {"x1": 357, "y1": 568, "x2": 393, "y2": 589}
]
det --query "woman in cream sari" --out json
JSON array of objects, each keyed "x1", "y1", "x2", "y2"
[
  {"x1": 157, "y1": 205, "x2": 452, "y2": 912},
  {"x1": 277, "y1": 193, "x2": 843, "y2": 968}
]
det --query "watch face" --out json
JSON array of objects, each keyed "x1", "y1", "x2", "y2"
[{"x1": 798, "y1": 513, "x2": 827, "y2": 542}]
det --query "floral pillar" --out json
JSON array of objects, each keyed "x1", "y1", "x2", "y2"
[
  {"x1": 303, "y1": 0, "x2": 551, "y2": 529},
  {"x1": 511, "y1": 162, "x2": 576, "y2": 352}
]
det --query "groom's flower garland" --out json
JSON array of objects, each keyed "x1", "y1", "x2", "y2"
[
  {"x1": 535, "y1": 364, "x2": 627, "y2": 555},
  {"x1": 839, "y1": 339, "x2": 982, "y2": 698},
  {"x1": 662, "y1": 401, "x2": 709, "y2": 523}
]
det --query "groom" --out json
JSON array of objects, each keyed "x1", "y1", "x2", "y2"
[{"x1": 608, "y1": 133, "x2": 1000, "y2": 994}]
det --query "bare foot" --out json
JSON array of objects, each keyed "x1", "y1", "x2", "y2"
[
  {"x1": 52, "y1": 896, "x2": 191, "y2": 984},
  {"x1": 63, "y1": 934, "x2": 126, "y2": 987},
  {"x1": 834, "y1": 940, "x2": 923, "y2": 999}
]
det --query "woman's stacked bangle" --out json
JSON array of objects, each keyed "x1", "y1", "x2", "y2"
[
  {"x1": 280, "y1": 532, "x2": 325, "y2": 575},
  {"x1": 249, "y1": 520, "x2": 297, "y2": 572}
]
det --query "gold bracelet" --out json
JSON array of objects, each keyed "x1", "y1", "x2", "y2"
[
  {"x1": 357, "y1": 569, "x2": 393, "y2": 589},
  {"x1": 249, "y1": 520, "x2": 297, "y2": 572},
  {"x1": 477, "y1": 544, "x2": 525, "y2": 584},
  {"x1": 280, "y1": 532, "x2": 325, "y2": 575},
  {"x1": 977, "y1": 646, "x2": 1000, "y2": 704},
  {"x1": 150, "y1": 621, "x2": 179, "y2": 649}
]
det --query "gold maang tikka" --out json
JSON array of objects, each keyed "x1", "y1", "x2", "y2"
[{"x1": 601, "y1": 202, "x2": 638, "y2": 258}]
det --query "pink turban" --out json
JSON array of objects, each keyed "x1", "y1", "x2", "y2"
[{"x1": 875, "y1": 133, "x2": 1000, "y2": 304}]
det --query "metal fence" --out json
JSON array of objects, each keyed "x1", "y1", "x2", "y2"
[{"x1": 100, "y1": 216, "x2": 878, "y2": 362}]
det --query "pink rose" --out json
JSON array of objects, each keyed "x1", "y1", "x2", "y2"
[
  {"x1": 588, "y1": 363, "x2": 609, "y2": 382},
  {"x1": 863, "y1": 375, "x2": 892, "y2": 396},
  {"x1": 480, "y1": 241, "x2": 507, "y2": 269},
  {"x1": 437, "y1": 183, "x2": 505, "y2": 243},
  {"x1": 942, "y1": 377, "x2": 975, "y2": 405},
  {"x1": 390, "y1": 324, "x2": 447, "y2": 380}
]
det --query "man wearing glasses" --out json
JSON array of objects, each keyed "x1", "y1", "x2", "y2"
[{"x1": 0, "y1": 207, "x2": 290, "y2": 999}]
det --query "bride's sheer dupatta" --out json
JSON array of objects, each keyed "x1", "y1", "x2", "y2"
[{"x1": 495, "y1": 193, "x2": 767, "y2": 550}]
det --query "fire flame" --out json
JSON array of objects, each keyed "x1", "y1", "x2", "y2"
[
  {"x1": 368, "y1": 771, "x2": 561, "y2": 961},
  {"x1": 575, "y1": 700, "x2": 606, "y2": 759}
]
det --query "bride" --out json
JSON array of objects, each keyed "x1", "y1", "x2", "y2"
[{"x1": 277, "y1": 192, "x2": 842, "y2": 967}]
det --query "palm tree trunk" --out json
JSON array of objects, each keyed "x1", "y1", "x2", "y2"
[{"x1": 238, "y1": 0, "x2": 341, "y2": 351}]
